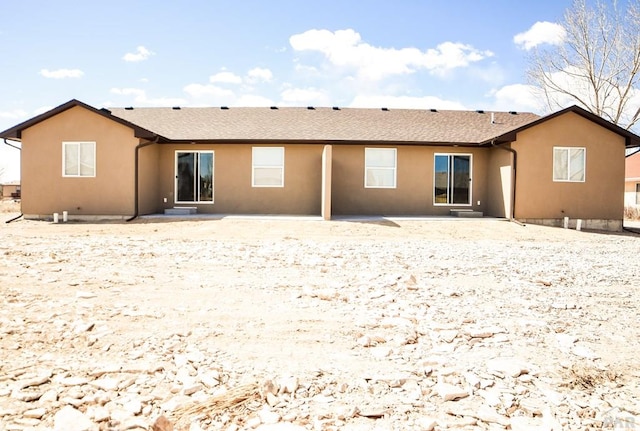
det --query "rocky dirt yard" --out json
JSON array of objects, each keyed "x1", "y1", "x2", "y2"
[{"x1": 0, "y1": 206, "x2": 639, "y2": 431}]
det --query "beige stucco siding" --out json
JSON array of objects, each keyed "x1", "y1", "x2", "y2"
[
  {"x1": 513, "y1": 112, "x2": 625, "y2": 221},
  {"x1": 331, "y1": 145, "x2": 488, "y2": 216},
  {"x1": 485, "y1": 147, "x2": 513, "y2": 218},
  {"x1": 138, "y1": 144, "x2": 161, "y2": 215},
  {"x1": 156, "y1": 143, "x2": 323, "y2": 215},
  {"x1": 21, "y1": 106, "x2": 140, "y2": 217}
]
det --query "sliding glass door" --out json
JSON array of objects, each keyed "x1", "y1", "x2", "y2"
[
  {"x1": 434, "y1": 154, "x2": 471, "y2": 205},
  {"x1": 175, "y1": 151, "x2": 214, "y2": 203}
]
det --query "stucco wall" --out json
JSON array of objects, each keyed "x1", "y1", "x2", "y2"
[
  {"x1": 485, "y1": 146, "x2": 512, "y2": 218},
  {"x1": 21, "y1": 106, "x2": 139, "y2": 217},
  {"x1": 157, "y1": 143, "x2": 323, "y2": 215},
  {"x1": 138, "y1": 143, "x2": 161, "y2": 215},
  {"x1": 331, "y1": 145, "x2": 488, "y2": 216},
  {"x1": 512, "y1": 112, "x2": 626, "y2": 222}
]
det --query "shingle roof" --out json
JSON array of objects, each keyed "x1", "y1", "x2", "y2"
[{"x1": 108, "y1": 106, "x2": 541, "y2": 145}]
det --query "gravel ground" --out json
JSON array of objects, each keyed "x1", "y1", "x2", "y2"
[{"x1": 0, "y1": 213, "x2": 639, "y2": 430}]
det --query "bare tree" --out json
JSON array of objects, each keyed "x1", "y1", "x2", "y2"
[{"x1": 528, "y1": 0, "x2": 640, "y2": 129}]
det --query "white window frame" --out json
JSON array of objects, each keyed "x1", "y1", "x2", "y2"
[
  {"x1": 252, "y1": 147, "x2": 284, "y2": 187},
  {"x1": 553, "y1": 147, "x2": 586, "y2": 182},
  {"x1": 62, "y1": 141, "x2": 96, "y2": 177},
  {"x1": 364, "y1": 147, "x2": 397, "y2": 189}
]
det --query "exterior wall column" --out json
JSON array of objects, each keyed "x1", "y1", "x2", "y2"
[{"x1": 321, "y1": 144, "x2": 333, "y2": 220}]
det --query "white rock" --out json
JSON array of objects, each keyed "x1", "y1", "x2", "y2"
[
  {"x1": 123, "y1": 398, "x2": 142, "y2": 415},
  {"x1": 278, "y1": 376, "x2": 299, "y2": 394},
  {"x1": 76, "y1": 291, "x2": 97, "y2": 299},
  {"x1": 476, "y1": 404, "x2": 510, "y2": 426},
  {"x1": 183, "y1": 383, "x2": 203, "y2": 396},
  {"x1": 258, "y1": 407, "x2": 281, "y2": 424},
  {"x1": 510, "y1": 415, "x2": 551, "y2": 431},
  {"x1": 439, "y1": 330, "x2": 458, "y2": 343},
  {"x1": 255, "y1": 424, "x2": 307, "y2": 431},
  {"x1": 53, "y1": 406, "x2": 96, "y2": 431},
  {"x1": 23, "y1": 407, "x2": 46, "y2": 419},
  {"x1": 90, "y1": 377, "x2": 119, "y2": 391},
  {"x1": 487, "y1": 358, "x2": 528, "y2": 378},
  {"x1": 437, "y1": 383, "x2": 469, "y2": 401},
  {"x1": 57, "y1": 376, "x2": 90, "y2": 386},
  {"x1": 415, "y1": 417, "x2": 437, "y2": 430}
]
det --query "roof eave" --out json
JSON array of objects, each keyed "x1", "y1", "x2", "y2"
[
  {"x1": 0, "y1": 99, "x2": 161, "y2": 141},
  {"x1": 485, "y1": 105, "x2": 640, "y2": 148},
  {"x1": 157, "y1": 138, "x2": 484, "y2": 146}
]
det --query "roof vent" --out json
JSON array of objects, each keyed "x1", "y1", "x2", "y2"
[
  {"x1": 125, "y1": 107, "x2": 134, "y2": 110},
  {"x1": 381, "y1": 107, "x2": 389, "y2": 111},
  {"x1": 270, "y1": 106, "x2": 278, "y2": 110},
  {"x1": 100, "y1": 108, "x2": 111, "y2": 114},
  {"x1": 430, "y1": 108, "x2": 437, "y2": 112},
  {"x1": 332, "y1": 106, "x2": 340, "y2": 111},
  {"x1": 509, "y1": 111, "x2": 518, "y2": 115},
  {"x1": 476, "y1": 109, "x2": 485, "y2": 114},
  {"x1": 172, "y1": 106, "x2": 181, "y2": 110},
  {"x1": 220, "y1": 106, "x2": 229, "y2": 110},
  {"x1": 307, "y1": 106, "x2": 315, "y2": 110}
]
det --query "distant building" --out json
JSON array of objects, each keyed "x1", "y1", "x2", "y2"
[
  {"x1": 1, "y1": 181, "x2": 20, "y2": 200},
  {"x1": 625, "y1": 150, "x2": 640, "y2": 208}
]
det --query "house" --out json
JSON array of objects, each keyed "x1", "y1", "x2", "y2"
[
  {"x1": 625, "y1": 150, "x2": 640, "y2": 208},
  {"x1": 1, "y1": 99, "x2": 638, "y2": 230},
  {"x1": 1, "y1": 181, "x2": 20, "y2": 200}
]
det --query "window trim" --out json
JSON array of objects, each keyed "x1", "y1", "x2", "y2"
[
  {"x1": 553, "y1": 146, "x2": 586, "y2": 183},
  {"x1": 433, "y1": 153, "x2": 473, "y2": 206},
  {"x1": 252, "y1": 147, "x2": 285, "y2": 188},
  {"x1": 636, "y1": 183, "x2": 640, "y2": 205},
  {"x1": 62, "y1": 141, "x2": 96, "y2": 177},
  {"x1": 364, "y1": 147, "x2": 397, "y2": 189}
]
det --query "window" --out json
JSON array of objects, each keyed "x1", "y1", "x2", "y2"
[
  {"x1": 636, "y1": 183, "x2": 640, "y2": 205},
  {"x1": 553, "y1": 147, "x2": 585, "y2": 182},
  {"x1": 434, "y1": 154, "x2": 472, "y2": 205},
  {"x1": 365, "y1": 148, "x2": 396, "y2": 188},
  {"x1": 175, "y1": 151, "x2": 214, "y2": 203},
  {"x1": 63, "y1": 141, "x2": 96, "y2": 177},
  {"x1": 252, "y1": 147, "x2": 284, "y2": 187}
]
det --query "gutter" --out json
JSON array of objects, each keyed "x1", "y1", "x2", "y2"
[
  {"x1": 126, "y1": 137, "x2": 160, "y2": 222},
  {"x1": 490, "y1": 139, "x2": 519, "y2": 222},
  {"x1": 3, "y1": 138, "x2": 23, "y2": 223}
]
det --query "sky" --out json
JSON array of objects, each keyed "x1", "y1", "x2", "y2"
[{"x1": 0, "y1": 0, "x2": 573, "y2": 182}]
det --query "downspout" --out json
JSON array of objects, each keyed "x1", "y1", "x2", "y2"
[
  {"x1": 3, "y1": 138, "x2": 23, "y2": 223},
  {"x1": 491, "y1": 139, "x2": 519, "y2": 222},
  {"x1": 126, "y1": 137, "x2": 159, "y2": 222}
]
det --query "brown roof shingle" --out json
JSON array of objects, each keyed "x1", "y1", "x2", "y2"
[{"x1": 108, "y1": 106, "x2": 541, "y2": 144}]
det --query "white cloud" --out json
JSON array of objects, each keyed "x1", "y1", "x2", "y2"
[
  {"x1": 489, "y1": 84, "x2": 545, "y2": 112},
  {"x1": 0, "y1": 109, "x2": 28, "y2": 119},
  {"x1": 34, "y1": 106, "x2": 54, "y2": 115},
  {"x1": 246, "y1": 67, "x2": 273, "y2": 83},
  {"x1": 39, "y1": 68, "x2": 84, "y2": 79},
  {"x1": 183, "y1": 83, "x2": 235, "y2": 98},
  {"x1": 110, "y1": 87, "x2": 186, "y2": 106},
  {"x1": 209, "y1": 71, "x2": 243, "y2": 84},
  {"x1": 280, "y1": 87, "x2": 330, "y2": 106},
  {"x1": 234, "y1": 94, "x2": 274, "y2": 107},
  {"x1": 349, "y1": 94, "x2": 467, "y2": 110},
  {"x1": 290, "y1": 28, "x2": 493, "y2": 80},
  {"x1": 514, "y1": 22, "x2": 566, "y2": 50},
  {"x1": 123, "y1": 46, "x2": 155, "y2": 62}
]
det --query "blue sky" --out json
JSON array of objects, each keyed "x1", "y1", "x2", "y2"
[{"x1": 0, "y1": 0, "x2": 572, "y2": 181}]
